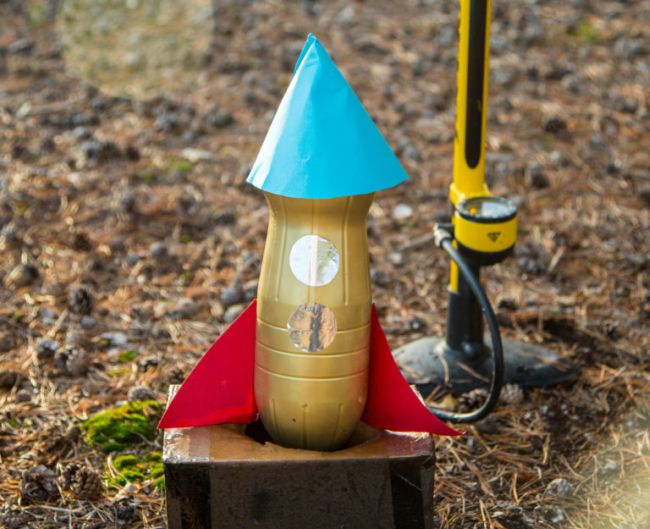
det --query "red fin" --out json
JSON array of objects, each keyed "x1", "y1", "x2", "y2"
[
  {"x1": 158, "y1": 300, "x2": 258, "y2": 429},
  {"x1": 362, "y1": 305, "x2": 461, "y2": 436}
]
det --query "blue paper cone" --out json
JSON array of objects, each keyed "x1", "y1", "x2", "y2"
[{"x1": 247, "y1": 34, "x2": 408, "y2": 199}]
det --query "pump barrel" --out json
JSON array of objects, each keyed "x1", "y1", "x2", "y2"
[
  {"x1": 255, "y1": 192, "x2": 374, "y2": 450},
  {"x1": 450, "y1": 0, "x2": 492, "y2": 205}
]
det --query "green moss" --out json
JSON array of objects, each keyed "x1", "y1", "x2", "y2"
[
  {"x1": 571, "y1": 20, "x2": 600, "y2": 44},
  {"x1": 139, "y1": 173, "x2": 157, "y2": 183},
  {"x1": 27, "y1": 2, "x2": 48, "y2": 27},
  {"x1": 172, "y1": 160, "x2": 193, "y2": 173},
  {"x1": 83, "y1": 400, "x2": 162, "y2": 453},
  {"x1": 14, "y1": 201, "x2": 30, "y2": 213},
  {"x1": 179, "y1": 270, "x2": 193, "y2": 286},
  {"x1": 107, "y1": 450, "x2": 165, "y2": 490},
  {"x1": 118, "y1": 350, "x2": 138, "y2": 363}
]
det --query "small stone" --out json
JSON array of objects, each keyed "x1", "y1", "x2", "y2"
[
  {"x1": 613, "y1": 96, "x2": 638, "y2": 115},
  {"x1": 392, "y1": 203, "x2": 413, "y2": 221},
  {"x1": 100, "y1": 332, "x2": 128, "y2": 347},
  {"x1": 493, "y1": 66, "x2": 517, "y2": 87},
  {"x1": 8, "y1": 39, "x2": 34, "y2": 55},
  {"x1": 399, "y1": 140, "x2": 421, "y2": 161},
  {"x1": 177, "y1": 193, "x2": 198, "y2": 215},
  {"x1": 243, "y1": 280, "x2": 258, "y2": 302},
  {"x1": 545, "y1": 478, "x2": 572, "y2": 498},
  {"x1": 182, "y1": 148, "x2": 213, "y2": 162},
  {"x1": 109, "y1": 236, "x2": 126, "y2": 254},
  {"x1": 15, "y1": 389, "x2": 32, "y2": 403},
  {"x1": 0, "y1": 224, "x2": 22, "y2": 249},
  {"x1": 224, "y1": 304, "x2": 245, "y2": 323},
  {"x1": 601, "y1": 458, "x2": 619, "y2": 474},
  {"x1": 543, "y1": 117, "x2": 568, "y2": 134},
  {"x1": 164, "y1": 298, "x2": 198, "y2": 320},
  {"x1": 535, "y1": 504, "x2": 566, "y2": 524},
  {"x1": 36, "y1": 338, "x2": 59, "y2": 360},
  {"x1": 154, "y1": 111, "x2": 180, "y2": 132},
  {"x1": 408, "y1": 316, "x2": 425, "y2": 332},
  {"x1": 80, "y1": 316, "x2": 97, "y2": 330},
  {"x1": 388, "y1": 252, "x2": 404, "y2": 267},
  {"x1": 127, "y1": 386, "x2": 155, "y2": 402},
  {"x1": 68, "y1": 287, "x2": 93, "y2": 315},
  {"x1": 6, "y1": 263, "x2": 39, "y2": 288},
  {"x1": 475, "y1": 415, "x2": 499, "y2": 435},
  {"x1": 149, "y1": 242, "x2": 168, "y2": 260},
  {"x1": 562, "y1": 74, "x2": 583, "y2": 94},
  {"x1": 524, "y1": 163, "x2": 550, "y2": 189},
  {"x1": 614, "y1": 37, "x2": 645, "y2": 60},
  {"x1": 221, "y1": 280, "x2": 244, "y2": 308},
  {"x1": 138, "y1": 355, "x2": 159, "y2": 371},
  {"x1": 500, "y1": 384, "x2": 524, "y2": 405},
  {"x1": 72, "y1": 127, "x2": 93, "y2": 142},
  {"x1": 371, "y1": 269, "x2": 390, "y2": 287},
  {"x1": 207, "y1": 109, "x2": 235, "y2": 128}
]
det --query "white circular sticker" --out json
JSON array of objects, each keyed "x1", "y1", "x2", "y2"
[
  {"x1": 287, "y1": 303, "x2": 337, "y2": 352},
  {"x1": 289, "y1": 235, "x2": 339, "y2": 287}
]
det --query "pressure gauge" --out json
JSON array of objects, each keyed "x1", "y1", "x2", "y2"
[{"x1": 454, "y1": 196, "x2": 517, "y2": 264}]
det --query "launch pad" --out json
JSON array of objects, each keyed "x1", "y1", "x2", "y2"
[
  {"x1": 163, "y1": 386, "x2": 435, "y2": 529},
  {"x1": 163, "y1": 407, "x2": 436, "y2": 529}
]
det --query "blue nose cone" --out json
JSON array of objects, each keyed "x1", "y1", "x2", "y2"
[{"x1": 247, "y1": 34, "x2": 408, "y2": 199}]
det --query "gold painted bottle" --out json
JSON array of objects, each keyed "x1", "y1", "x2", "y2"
[{"x1": 255, "y1": 192, "x2": 374, "y2": 450}]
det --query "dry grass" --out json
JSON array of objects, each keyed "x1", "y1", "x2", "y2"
[{"x1": 0, "y1": 0, "x2": 648, "y2": 527}]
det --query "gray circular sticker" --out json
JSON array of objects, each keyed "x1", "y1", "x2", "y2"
[
  {"x1": 287, "y1": 303, "x2": 337, "y2": 352},
  {"x1": 289, "y1": 235, "x2": 339, "y2": 287}
]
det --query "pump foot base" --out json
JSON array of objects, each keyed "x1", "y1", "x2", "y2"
[{"x1": 394, "y1": 336, "x2": 580, "y2": 396}]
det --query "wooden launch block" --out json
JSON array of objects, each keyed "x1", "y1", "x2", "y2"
[{"x1": 163, "y1": 415, "x2": 436, "y2": 529}]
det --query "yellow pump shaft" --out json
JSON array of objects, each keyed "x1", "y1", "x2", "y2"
[
  {"x1": 450, "y1": 0, "x2": 492, "y2": 206},
  {"x1": 255, "y1": 192, "x2": 374, "y2": 451},
  {"x1": 449, "y1": 0, "x2": 493, "y2": 293}
]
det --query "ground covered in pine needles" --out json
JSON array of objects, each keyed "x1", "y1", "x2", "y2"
[{"x1": 0, "y1": 1, "x2": 648, "y2": 528}]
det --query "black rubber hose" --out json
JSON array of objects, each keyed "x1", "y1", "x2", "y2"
[{"x1": 428, "y1": 225, "x2": 504, "y2": 423}]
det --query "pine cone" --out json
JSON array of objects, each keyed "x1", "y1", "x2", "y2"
[
  {"x1": 457, "y1": 388, "x2": 489, "y2": 413},
  {"x1": 36, "y1": 430, "x2": 73, "y2": 466},
  {"x1": 61, "y1": 463, "x2": 103, "y2": 500}
]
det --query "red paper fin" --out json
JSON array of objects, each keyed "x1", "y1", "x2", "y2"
[
  {"x1": 158, "y1": 300, "x2": 258, "y2": 429},
  {"x1": 362, "y1": 305, "x2": 461, "y2": 436}
]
